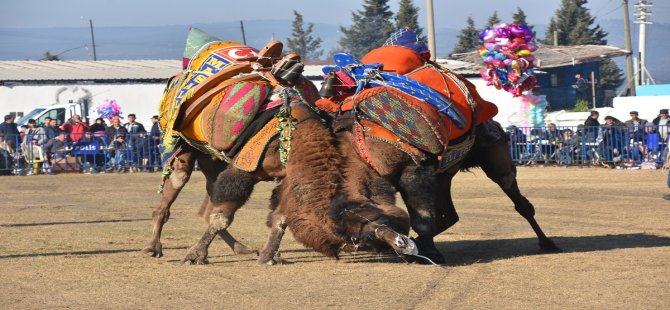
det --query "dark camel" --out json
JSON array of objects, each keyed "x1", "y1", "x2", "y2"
[{"x1": 333, "y1": 119, "x2": 561, "y2": 264}]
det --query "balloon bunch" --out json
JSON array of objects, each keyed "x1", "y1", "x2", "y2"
[
  {"x1": 518, "y1": 94, "x2": 547, "y2": 128},
  {"x1": 478, "y1": 22, "x2": 538, "y2": 97},
  {"x1": 96, "y1": 99, "x2": 124, "y2": 120}
]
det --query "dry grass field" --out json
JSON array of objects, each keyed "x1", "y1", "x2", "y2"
[{"x1": 0, "y1": 167, "x2": 669, "y2": 309}]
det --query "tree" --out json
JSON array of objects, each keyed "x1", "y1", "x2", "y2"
[
  {"x1": 542, "y1": 0, "x2": 622, "y2": 91},
  {"x1": 338, "y1": 0, "x2": 395, "y2": 58},
  {"x1": 42, "y1": 51, "x2": 61, "y2": 61},
  {"x1": 395, "y1": 0, "x2": 424, "y2": 39},
  {"x1": 452, "y1": 16, "x2": 480, "y2": 54},
  {"x1": 485, "y1": 11, "x2": 501, "y2": 28},
  {"x1": 286, "y1": 10, "x2": 324, "y2": 61},
  {"x1": 512, "y1": 7, "x2": 535, "y2": 34}
]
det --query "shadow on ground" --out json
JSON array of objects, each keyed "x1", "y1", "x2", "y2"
[{"x1": 435, "y1": 233, "x2": 670, "y2": 266}]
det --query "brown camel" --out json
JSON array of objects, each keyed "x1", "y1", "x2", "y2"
[
  {"x1": 257, "y1": 118, "x2": 416, "y2": 264},
  {"x1": 144, "y1": 100, "x2": 415, "y2": 264}
]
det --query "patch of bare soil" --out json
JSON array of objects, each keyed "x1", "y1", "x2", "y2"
[{"x1": 0, "y1": 167, "x2": 668, "y2": 308}]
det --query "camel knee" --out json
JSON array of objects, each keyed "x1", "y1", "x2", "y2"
[
  {"x1": 209, "y1": 213, "x2": 232, "y2": 231},
  {"x1": 169, "y1": 169, "x2": 191, "y2": 190},
  {"x1": 491, "y1": 171, "x2": 516, "y2": 191}
]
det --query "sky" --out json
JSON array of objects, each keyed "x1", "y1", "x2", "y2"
[{"x1": 2, "y1": 0, "x2": 669, "y2": 30}]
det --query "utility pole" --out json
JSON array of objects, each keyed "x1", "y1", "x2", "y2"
[
  {"x1": 634, "y1": 0, "x2": 653, "y2": 85},
  {"x1": 426, "y1": 0, "x2": 436, "y2": 61},
  {"x1": 553, "y1": 30, "x2": 558, "y2": 46},
  {"x1": 240, "y1": 20, "x2": 247, "y2": 45},
  {"x1": 622, "y1": 0, "x2": 636, "y2": 95},
  {"x1": 89, "y1": 19, "x2": 97, "y2": 61},
  {"x1": 590, "y1": 71, "x2": 597, "y2": 109}
]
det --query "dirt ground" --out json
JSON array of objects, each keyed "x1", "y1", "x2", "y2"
[{"x1": 0, "y1": 167, "x2": 669, "y2": 309}]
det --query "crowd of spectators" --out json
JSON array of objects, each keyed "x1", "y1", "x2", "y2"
[
  {"x1": 506, "y1": 109, "x2": 670, "y2": 169},
  {"x1": 0, "y1": 113, "x2": 162, "y2": 175}
]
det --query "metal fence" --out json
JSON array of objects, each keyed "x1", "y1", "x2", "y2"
[
  {"x1": 0, "y1": 133, "x2": 162, "y2": 175},
  {"x1": 506, "y1": 125, "x2": 668, "y2": 168},
  {"x1": 1, "y1": 124, "x2": 668, "y2": 175}
]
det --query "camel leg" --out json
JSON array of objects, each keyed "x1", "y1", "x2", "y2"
[
  {"x1": 477, "y1": 143, "x2": 562, "y2": 252},
  {"x1": 182, "y1": 169, "x2": 255, "y2": 265},
  {"x1": 397, "y1": 164, "x2": 447, "y2": 264},
  {"x1": 142, "y1": 149, "x2": 196, "y2": 258},
  {"x1": 197, "y1": 155, "x2": 257, "y2": 256},
  {"x1": 258, "y1": 210, "x2": 288, "y2": 265}
]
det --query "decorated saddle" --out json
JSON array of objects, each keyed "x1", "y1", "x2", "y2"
[
  {"x1": 157, "y1": 28, "x2": 319, "y2": 176},
  {"x1": 317, "y1": 41, "x2": 499, "y2": 170}
]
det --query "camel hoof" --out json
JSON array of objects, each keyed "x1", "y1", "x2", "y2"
[
  {"x1": 181, "y1": 249, "x2": 209, "y2": 265},
  {"x1": 539, "y1": 239, "x2": 563, "y2": 253},
  {"x1": 411, "y1": 237, "x2": 446, "y2": 265},
  {"x1": 258, "y1": 253, "x2": 287, "y2": 265},
  {"x1": 141, "y1": 243, "x2": 163, "y2": 258}
]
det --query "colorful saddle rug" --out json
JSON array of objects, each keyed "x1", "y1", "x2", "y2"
[
  {"x1": 158, "y1": 28, "x2": 260, "y2": 164},
  {"x1": 346, "y1": 87, "x2": 449, "y2": 155}
]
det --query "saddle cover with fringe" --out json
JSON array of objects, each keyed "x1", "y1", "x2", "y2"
[{"x1": 347, "y1": 87, "x2": 449, "y2": 155}]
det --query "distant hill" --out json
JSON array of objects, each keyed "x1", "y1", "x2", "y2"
[{"x1": 1, "y1": 19, "x2": 667, "y2": 84}]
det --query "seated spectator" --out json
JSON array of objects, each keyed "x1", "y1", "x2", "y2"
[
  {"x1": 43, "y1": 131, "x2": 70, "y2": 161},
  {"x1": 21, "y1": 138, "x2": 45, "y2": 175},
  {"x1": 644, "y1": 123, "x2": 660, "y2": 161},
  {"x1": 555, "y1": 129, "x2": 578, "y2": 166},
  {"x1": 625, "y1": 111, "x2": 647, "y2": 142},
  {"x1": 0, "y1": 133, "x2": 14, "y2": 172},
  {"x1": 539, "y1": 123, "x2": 563, "y2": 163},
  {"x1": 506, "y1": 125, "x2": 527, "y2": 162}
]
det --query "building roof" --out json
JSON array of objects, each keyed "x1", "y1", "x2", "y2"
[
  {"x1": 0, "y1": 60, "x2": 182, "y2": 83},
  {"x1": 448, "y1": 44, "x2": 629, "y2": 71},
  {"x1": 0, "y1": 59, "x2": 329, "y2": 84}
]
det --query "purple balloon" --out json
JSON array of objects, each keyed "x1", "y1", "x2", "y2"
[
  {"x1": 495, "y1": 27, "x2": 511, "y2": 38},
  {"x1": 508, "y1": 23, "x2": 525, "y2": 38}
]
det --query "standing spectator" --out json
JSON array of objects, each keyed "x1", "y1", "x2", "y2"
[
  {"x1": 44, "y1": 119, "x2": 61, "y2": 140},
  {"x1": 18, "y1": 125, "x2": 29, "y2": 145},
  {"x1": 124, "y1": 114, "x2": 147, "y2": 171},
  {"x1": 41, "y1": 117, "x2": 52, "y2": 127},
  {"x1": 572, "y1": 73, "x2": 590, "y2": 103},
  {"x1": 26, "y1": 119, "x2": 47, "y2": 145},
  {"x1": 653, "y1": 109, "x2": 670, "y2": 158},
  {"x1": 0, "y1": 115, "x2": 21, "y2": 149},
  {"x1": 60, "y1": 114, "x2": 90, "y2": 142},
  {"x1": 601, "y1": 116, "x2": 626, "y2": 163},
  {"x1": 104, "y1": 117, "x2": 128, "y2": 170},
  {"x1": 149, "y1": 115, "x2": 162, "y2": 171},
  {"x1": 90, "y1": 117, "x2": 107, "y2": 136},
  {"x1": 105, "y1": 116, "x2": 128, "y2": 143},
  {"x1": 583, "y1": 110, "x2": 600, "y2": 143},
  {"x1": 625, "y1": 111, "x2": 648, "y2": 142},
  {"x1": 109, "y1": 134, "x2": 128, "y2": 173}
]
